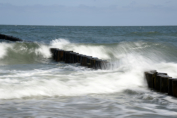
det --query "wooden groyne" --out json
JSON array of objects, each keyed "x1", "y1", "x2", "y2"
[
  {"x1": 0, "y1": 33, "x2": 108, "y2": 69},
  {"x1": 144, "y1": 70, "x2": 177, "y2": 98},
  {"x1": 1, "y1": 33, "x2": 177, "y2": 97},
  {"x1": 50, "y1": 48, "x2": 108, "y2": 69},
  {"x1": 0, "y1": 33, "x2": 23, "y2": 42}
]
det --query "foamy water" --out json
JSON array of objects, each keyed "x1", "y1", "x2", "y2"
[
  {"x1": 0, "y1": 39, "x2": 177, "y2": 100},
  {"x1": 0, "y1": 26, "x2": 177, "y2": 117}
]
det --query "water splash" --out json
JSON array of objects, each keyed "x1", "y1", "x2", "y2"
[{"x1": 1, "y1": 39, "x2": 177, "y2": 99}]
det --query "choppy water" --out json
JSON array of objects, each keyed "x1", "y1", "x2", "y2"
[{"x1": 0, "y1": 25, "x2": 177, "y2": 118}]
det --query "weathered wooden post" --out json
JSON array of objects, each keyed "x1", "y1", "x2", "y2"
[
  {"x1": 80, "y1": 55, "x2": 87, "y2": 66},
  {"x1": 172, "y1": 79, "x2": 177, "y2": 97},
  {"x1": 90, "y1": 58, "x2": 96, "y2": 69},
  {"x1": 49, "y1": 48, "x2": 110, "y2": 69},
  {"x1": 70, "y1": 52, "x2": 77, "y2": 63},
  {"x1": 144, "y1": 70, "x2": 157, "y2": 89},
  {"x1": 64, "y1": 51, "x2": 72, "y2": 63},
  {"x1": 76, "y1": 54, "x2": 81, "y2": 63},
  {"x1": 64, "y1": 51, "x2": 70, "y2": 63},
  {"x1": 154, "y1": 73, "x2": 167, "y2": 91},
  {"x1": 86, "y1": 56, "x2": 92, "y2": 68},
  {"x1": 168, "y1": 78, "x2": 175, "y2": 96},
  {"x1": 58, "y1": 49, "x2": 65, "y2": 62},
  {"x1": 95, "y1": 59, "x2": 102, "y2": 69},
  {"x1": 0, "y1": 33, "x2": 23, "y2": 41},
  {"x1": 56, "y1": 49, "x2": 61, "y2": 62},
  {"x1": 160, "y1": 75, "x2": 171, "y2": 93},
  {"x1": 73, "y1": 53, "x2": 79, "y2": 63},
  {"x1": 54, "y1": 49, "x2": 58, "y2": 61}
]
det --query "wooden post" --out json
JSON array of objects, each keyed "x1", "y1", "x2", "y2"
[
  {"x1": 144, "y1": 70, "x2": 157, "y2": 89},
  {"x1": 49, "y1": 48, "x2": 109, "y2": 69},
  {"x1": 64, "y1": 51, "x2": 70, "y2": 63},
  {"x1": 73, "y1": 53, "x2": 79, "y2": 63},
  {"x1": 168, "y1": 78, "x2": 177, "y2": 97},
  {"x1": 0, "y1": 33, "x2": 23, "y2": 41},
  {"x1": 90, "y1": 58, "x2": 96, "y2": 69},
  {"x1": 64, "y1": 51, "x2": 73, "y2": 63},
  {"x1": 160, "y1": 75, "x2": 171, "y2": 93},
  {"x1": 58, "y1": 50, "x2": 65, "y2": 61},
  {"x1": 70, "y1": 52, "x2": 77, "y2": 63},
  {"x1": 80, "y1": 55, "x2": 87, "y2": 66},
  {"x1": 172, "y1": 79, "x2": 177, "y2": 97},
  {"x1": 53, "y1": 49, "x2": 58, "y2": 61},
  {"x1": 154, "y1": 73, "x2": 167, "y2": 91},
  {"x1": 86, "y1": 56, "x2": 92, "y2": 68},
  {"x1": 76, "y1": 54, "x2": 81, "y2": 63},
  {"x1": 168, "y1": 78, "x2": 174, "y2": 96}
]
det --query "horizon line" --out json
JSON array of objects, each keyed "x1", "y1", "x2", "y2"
[{"x1": 0, "y1": 24, "x2": 177, "y2": 27}]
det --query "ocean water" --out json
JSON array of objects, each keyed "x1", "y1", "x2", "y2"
[{"x1": 0, "y1": 25, "x2": 177, "y2": 118}]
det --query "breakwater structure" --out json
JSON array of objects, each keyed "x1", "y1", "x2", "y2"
[
  {"x1": 50, "y1": 48, "x2": 108, "y2": 69},
  {"x1": 0, "y1": 33, "x2": 23, "y2": 42},
  {"x1": 0, "y1": 33, "x2": 108, "y2": 69},
  {"x1": 1, "y1": 33, "x2": 177, "y2": 98},
  {"x1": 144, "y1": 70, "x2": 177, "y2": 98}
]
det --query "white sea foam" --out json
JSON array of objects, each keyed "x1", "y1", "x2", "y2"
[
  {"x1": 0, "y1": 42, "x2": 14, "y2": 59},
  {"x1": 0, "y1": 40, "x2": 177, "y2": 99},
  {"x1": 50, "y1": 39, "x2": 110, "y2": 59},
  {"x1": 1, "y1": 52, "x2": 176, "y2": 99},
  {"x1": 35, "y1": 44, "x2": 51, "y2": 58},
  {"x1": 50, "y1": 38, "x2": 70, "y2": 49},
  {"x1": 0, "y1": 42, "x2": 52, "y2": 64}
]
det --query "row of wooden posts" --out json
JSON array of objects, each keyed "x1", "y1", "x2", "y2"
[
  {"x1": 50, "y1": 48, "x2": 108, "y2": 69},
  {"x1": 0, "y1": 33, "x2": 109, "y2": 69},
  {"x1": 1, "y1": 33, "x2": 177, "y2": 98},
  {"x1": 144, "y1": 70, "x2": 177, "y2": 98},
  {"x1": 0, "y1": 33, "x2": 23, "y2": 42}
]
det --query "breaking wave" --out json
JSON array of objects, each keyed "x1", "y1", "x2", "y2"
[{"x1": 1, "y1": 38, "x2": 177, "y2": 99}]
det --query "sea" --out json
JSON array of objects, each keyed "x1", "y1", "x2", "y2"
[{"x1": 0, "y1": 25, "x2": 177, "y2": 118}]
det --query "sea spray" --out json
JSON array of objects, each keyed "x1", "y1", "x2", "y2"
[
  {"x1": 1, "y1": 26, "x2": 177, "y2": 117},
  {"x1": 1, "y1": 39, "x2": 177, "y2": 99},
  {"x1": 0, "y1": 42, "x2": 51, "y2": 65}
]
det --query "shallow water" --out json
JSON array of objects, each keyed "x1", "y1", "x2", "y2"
[{"x1": 0, "y1": 25, "x2": 177, "y2": 117}]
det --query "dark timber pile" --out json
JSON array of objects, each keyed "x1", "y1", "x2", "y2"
[
  {"x1": 50, "y1": 48, "x2": 108, "y2": 69},
  {"x1": 144, "y1": 70, "x2": 177, "y2": 98},
  {"x1": 0, "y1": 33, "x2": 108, "y2": 69},
  {"x1": 0, "y1": 33, "x2": 23, "y2": 42},
  {"x1": 1, "y1": 33, "x2": 177, "y2": 98}
]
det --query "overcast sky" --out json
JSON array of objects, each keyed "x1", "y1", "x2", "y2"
[{"x1": 0, "y1": 0, "x2": 177, "y2": 26}]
